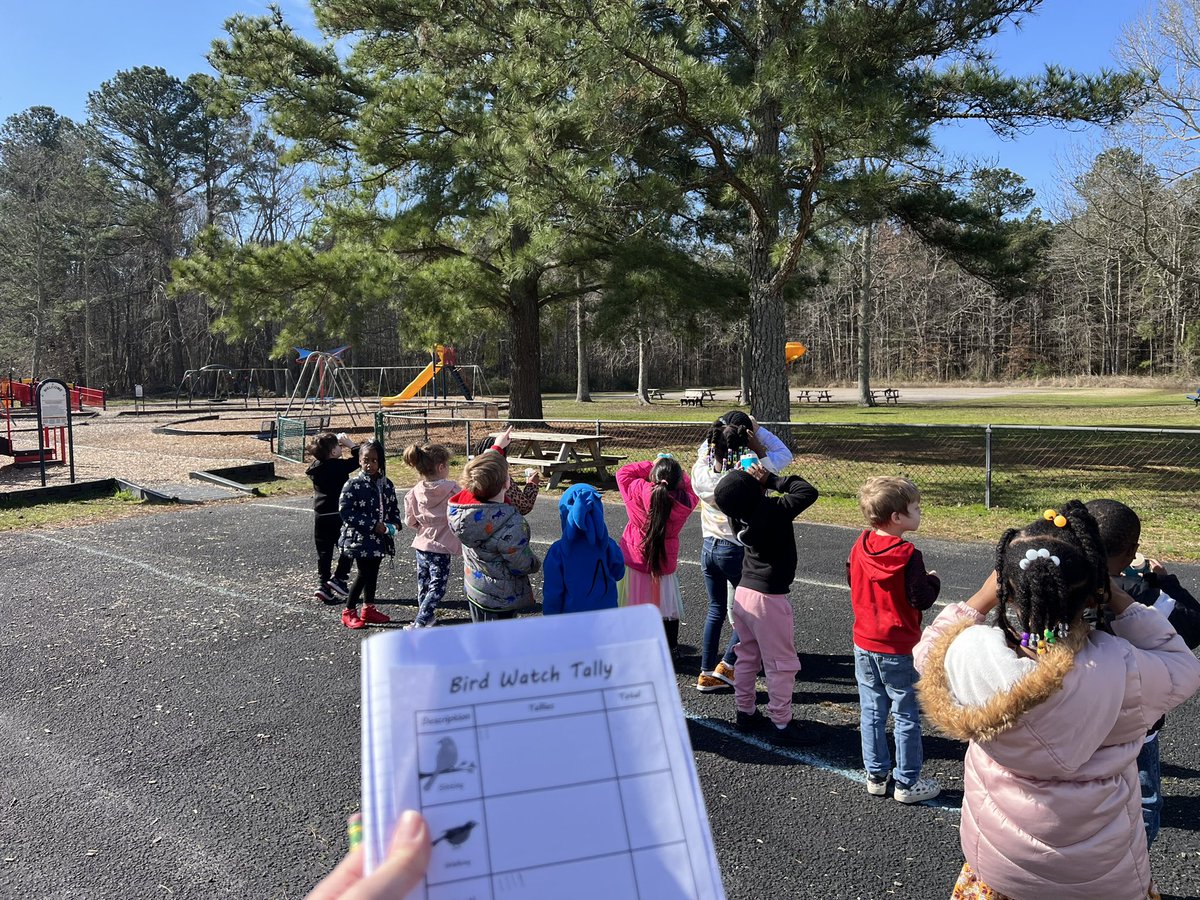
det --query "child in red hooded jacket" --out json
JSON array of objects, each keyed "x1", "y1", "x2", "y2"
[{"x1": 847, "y1": 476, "x2": 942, "y2": 804}]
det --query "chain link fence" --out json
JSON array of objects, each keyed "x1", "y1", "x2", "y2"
[
  {"x1": 275, "y1": 414, "x2": 331, "y2": 463},
  {"x1": 375, "y1": 411, "x2": 1200, "y2": 517}
]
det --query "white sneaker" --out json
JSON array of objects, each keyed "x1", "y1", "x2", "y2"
[
  {"x1": 866, "y1": 773, "x2": 890, "y2": 797},
  {"x1": 894, "y1": 776, "x2": 941, "y2": 804}
]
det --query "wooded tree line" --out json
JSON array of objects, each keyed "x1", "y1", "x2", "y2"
[{"x1": 5, "y1": 2, "x2": 1200, "y2": 415}]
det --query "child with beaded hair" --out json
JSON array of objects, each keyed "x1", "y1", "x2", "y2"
[{"x1": 914, "y1": 500, "x2": 1200, "y2": 900}]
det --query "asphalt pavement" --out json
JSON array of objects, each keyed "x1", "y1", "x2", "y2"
[{"x1": 1, "y1": 492, "x2": 1197, "y2": 900}]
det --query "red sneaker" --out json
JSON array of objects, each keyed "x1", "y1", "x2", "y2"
[
  {"x1": 360, "y1": 604, "x2": 391, "y2": 625},
  {"x1": 342, "y1": 608, "x2": 366, "y2": 629}
]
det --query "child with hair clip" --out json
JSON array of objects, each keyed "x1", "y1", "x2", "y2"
[
  {"x1": 1085, "y1": 498, "x2": 1200, "y2": 846},
  {"x1": 714, "y1": 462, "x2": 819, "y2": 747},
  {"x1": 448, "y1": 427, "x2": 540, "y2": 622},
  {"x1": 305, "y1": 431, "x2": 359, "y2": 603},
  {"x1": 615, "y1": 455, "x2": 699, "y2": 655},
  {"x1": 337, "y1": 439, "x2": 403, "y2": 630},
  {"x1": 401, "y1": 443, "x2": 460, "y2": 629},
  {"x1": 914, "y1": 500, "x2": 1200, "y2": 900},
  {"x1": 692, "y1": 414, "x2": 793, "y2": 692}
]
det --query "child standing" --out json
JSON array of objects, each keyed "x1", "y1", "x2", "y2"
[
  {"x1": 447, "y1": 427, "x2": 540, "y2": 622},
  {"x1": 305, "y1": 432, "x2": 359, "y2": 603},
  {"x1": 615, "y1": 456, "x2": 698, "y2": 654},
  {"x1": 713, "y1": 463, "x2": 819, "y2": 746},
  {"x1": 542, "y1": 484, "x2": 625, "y2": 615},
  {"x1": 692, "y1": 414, "x2": 794, "y2": 692},
  {"x1": 1085, "y1": 498, "x2": 1200, "y2": 846},
  {"x1": 337, "y1": 439, "x2": 402, "y2": 629},
  {"x1": 401, "y1": 443, "x2": 461, "y2": 629},
  {"x1": 915, "y1": 501, "x2": 1200, "y2": 900},
  {"x1": 847, "y1": 476, "x2": 941, "y2": 803}
]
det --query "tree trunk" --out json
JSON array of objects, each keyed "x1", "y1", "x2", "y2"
[
  {"x1": 635, "y1": 318, "x2": 651, "y2": 405},
  {"x1": 574, "y1": 287, "x2": 591, "y2": 403},
  {"x1": 506, "y1": 225, "x2": 544, "y2": 421},
  {"x1": 739, "y1": 321, "x2": 752, "y2": 406},
  {"x1": 857, "y1": 223, "x2": 876, "y2": 407}
]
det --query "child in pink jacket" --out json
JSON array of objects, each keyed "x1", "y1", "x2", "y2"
[
  {"x1": 401, "y1": 443, "x2": 461, "y2": 629},
  {"x1": 616, "y1": 455, "x2": 698, "y2": 654},
  {"x1": 915, "y1": 501, "x2": 1200, "y2": 900}
]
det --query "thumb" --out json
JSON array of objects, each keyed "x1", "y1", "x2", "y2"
[{"x1": 347, "y1": 811, "x2": 432, "y2": 900}]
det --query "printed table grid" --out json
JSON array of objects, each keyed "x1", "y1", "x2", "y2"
[{"x1": 412, "y1": 681, "x2": 698, "y2": 898}]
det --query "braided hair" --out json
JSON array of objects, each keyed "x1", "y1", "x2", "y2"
[
  {"x1": 993, "y1": 499, "x2": 1110, "y2": 647},
  {"x1": 640, "y1": 457, "x2": 684, "y2": 576},
  {"x1": 703, "y1": 421, "x2": 752, "y2": 473}
]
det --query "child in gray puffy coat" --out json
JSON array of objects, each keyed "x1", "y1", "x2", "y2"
[{"x1": 447, "y1": 427, "x2": 540, "y2": 622}]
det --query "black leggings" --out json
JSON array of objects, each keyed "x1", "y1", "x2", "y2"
[
  {"x1": 347, "y1": 557, "x2": 382, "y2": 609},
  {"x1": 315, "y1": 516, "x2": 352, "y2": 585}
]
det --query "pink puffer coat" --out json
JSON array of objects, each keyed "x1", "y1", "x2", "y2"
[
  {"x1": 915, "y1": 601, "x2": 1200, "y2": 900},
  {"x1": 616, "y1": 460, "x2": 698, "y2": 575}
]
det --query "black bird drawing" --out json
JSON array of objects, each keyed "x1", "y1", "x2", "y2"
[
  {"x1": 433, "y1": 820, "x2": 478, "y2": 848},
  {"x1": 422, "y1": 737, "x2": 458, "y2": 791}
]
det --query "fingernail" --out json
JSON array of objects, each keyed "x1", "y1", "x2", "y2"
[{"x1": 392, "y1": 809, "x2": 425, "y2": 845}]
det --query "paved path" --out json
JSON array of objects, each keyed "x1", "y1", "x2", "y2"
[{"x1": 1, "y1": 495, "x2": 1198, "y2": 899}]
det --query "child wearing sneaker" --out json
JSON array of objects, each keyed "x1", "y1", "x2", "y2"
[
  {"x1": 847, "y1": 476, "x2": 941, "y2": 804},
  {"x1": 337, "y1": 439, "x2": 402, "y2": 629},
  {"x1": 305, "y1": 432, "x2": 359, "y2": 603},
  {"x1": 713, "y1": 462, "x2": 818, "y2": 747},
  {"x1": 401, "y1": 443, "x2": 461, "y2": 629},
  {"x1": 448, "y1": 427, "x2": 540, "y2": 622}
]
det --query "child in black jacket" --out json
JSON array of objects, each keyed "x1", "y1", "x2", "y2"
[
  {"x1": 714, "y1": 462, "x2": 819, "y2": 747},
  {"x1": 306, "y1": 432, "x2": 359, "y2": 603}
]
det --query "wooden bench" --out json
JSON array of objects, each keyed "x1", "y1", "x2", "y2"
[
  {"x1": 796, "y1": 389, "x2": 832, "y2": 403},
  {"x1": 870, "y1": 388, "x2": 900, "y2": 405},
  {"x1": 679, "y1": 389, "x2": 706, "y2": 407}
]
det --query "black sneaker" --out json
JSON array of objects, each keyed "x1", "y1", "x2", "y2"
[
  {"x1": 766, "y1": 720, "x2": 817, "y2": 747},
  {"x1": 735, "y1": 708, "x2": 768, "y2": 733},
  {"x1": 326, "y1": 578, "x2": 350, "y2": 599},
  {"x1": 313, "y1": 585, "x2": 332, "y2": 603}
]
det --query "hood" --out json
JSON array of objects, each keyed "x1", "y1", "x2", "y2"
[
  {"x1": 854, "y1": 531, "x2": 911, "y2": 578},
  {"x1": 410, "y1": 479, "x2": 458, "y2": 507},
  {"x1": 713, "y1": 470, "x2": 761, "y2": 522},
  {"x1": 558, "y1": 484, "x2": 609, "y2": 546}
]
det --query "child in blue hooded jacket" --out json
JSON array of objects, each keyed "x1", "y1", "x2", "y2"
[{"x1": 542, "y1": 484, "x2": 625, "y2": 615}]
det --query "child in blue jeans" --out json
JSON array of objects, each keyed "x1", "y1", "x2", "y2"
[{"x1": 847, "y1": 476, "x2": 941, "y2": 803}]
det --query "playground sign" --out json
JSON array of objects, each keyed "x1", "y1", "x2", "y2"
[{"x1": 34, "y1": 379, "x2": 74, "y2": 486}]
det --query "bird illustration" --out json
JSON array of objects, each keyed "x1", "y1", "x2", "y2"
[
  {"x1": 421, "y1": 737, "x2": 458, "y2": 791},
  {"x1": 433, "y1": 820, "x2": 478, "y2": 848}
]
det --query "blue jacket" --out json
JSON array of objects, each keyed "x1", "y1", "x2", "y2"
[
  {"x1": 337, "y1": 471, "x2": 402, "y2": 558},
  {"x1": 542, "y1": 484, "x2": 625, "y2": 615}
]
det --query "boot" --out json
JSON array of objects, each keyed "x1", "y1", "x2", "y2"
[{"x1": 663, "y1": 617, "x2": 680, "y2": 652}]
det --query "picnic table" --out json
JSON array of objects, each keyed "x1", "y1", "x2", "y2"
[
  {"x1": 647, "y1": 388, "x2": 665, "y2": 400},
  {"x1": 680, "y1": 389, "x2": 716, "y2": 407},
  {"x1": 796, "y1": 389, "x2": 832, "y2": 403},
  {"x1": 870, "y1": 388, "x2": 901, "y2": 405},
  {"x1": 490, "y1": 431, "x2": 623, "y2": 489}
]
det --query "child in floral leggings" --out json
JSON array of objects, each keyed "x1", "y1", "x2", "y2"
[{"x1": 402, "y1": 444, "x2": 461, "y2": 628}]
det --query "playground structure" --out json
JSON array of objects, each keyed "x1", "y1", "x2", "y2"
[
  {"x1": 380, "y1": 345, "x2": 477, "y2": 407},
  {"x1": 0, "y1": 376, "x2": 87, "y2": 468},
  {"x1": 786, "y1": 341, "x2": 807, "y2": 364},
  {"x1": 283, "y1": 347, "x2": 372, "y2": 426},
  {"x1": 175, "y1": 365, "x2": 292, "y2": 409}
]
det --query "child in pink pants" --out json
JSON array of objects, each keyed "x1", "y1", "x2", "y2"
[{"x1": 714, "y1": 463, "x2": 819, "y2": 747}]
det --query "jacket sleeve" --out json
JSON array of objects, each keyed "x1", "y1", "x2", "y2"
[
  {"x1": 913, "y1": 602, "x2": 986, "y2": 674},
  {"x1": 763, "y1": 474, "x2": 818, "y2": 519},
  {"x1": 384, "y1": 481, "x2": 403, "y2": 527},
  {"x1": 691, "y1": 459, "x2": 718, "y2": 508},
  {"x1": 616, "y1": 461, "x2": 654, "y2": 502},
  {"x1": 677, "y1": 471, "x2": 699, "y2": 510},
  {"x1": 1158, "y1": 573, "x2": 1200, "y2": 650},
  {"x1": 542, "y1": 544, "x2": 565, "y2": 615},
  {"x1": 506, "y1": 481, "x2": 539, "y2": 515},
  {"x1": 1109, "y1": 602, "x2": 1200, "y2": 725},
  {"x1": 903, "y1": 548, "x2": 941, "y2": 611},
  {"x1": 755, "y1": 426, "x2": 794, "y2": 474},
  {"x1": 403, "y1": 489, "x2": 420, "y2": 529},
  {"x1": 606, "y1": 539, "x2": 626, "y2": 582},
  {"x1": 339, "y1": 481, "x2": 377, "y2": 534}
]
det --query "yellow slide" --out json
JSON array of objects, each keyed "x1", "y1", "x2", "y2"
[
  {"x1": 786, "y1": 341, "x2": 807, "y2": 364},
  {"x1": 381, "y1": 345, "x2": 448, "y2": 407}
]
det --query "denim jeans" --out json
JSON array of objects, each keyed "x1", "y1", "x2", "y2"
[
  {"x1": 854, "y1": 646, "x2": 923, "y2": 786},
  {"x1": 700, "y1": 537, "x2": 742, "y2": 672},
  {"x1": 1138, "y1": 735, "x2": 1162, "y2": 846}
]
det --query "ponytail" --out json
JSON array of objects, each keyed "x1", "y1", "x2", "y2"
[
  {"x1": 403, "y1": 443, "x2": 451, "y2": 478},
  {"x1": 640, "y1": 457, "x2": 683, "y2": 575}
]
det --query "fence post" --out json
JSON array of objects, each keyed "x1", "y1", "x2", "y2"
[
  {"x1": 423, "y1": 408, "x2": 429, "y2": 443},
  {"x1": 465, "y1": 419, "x2": 472, "y2": 459},
  {"x1": 984, "y1": 425, "x2": 993, "y2": 509},
  {"x1": 374, "y1": 411, "x2": 383, "y2": 447},
  {"x1": 595, "y1": 420, "x2": 601, "y2": 437}
]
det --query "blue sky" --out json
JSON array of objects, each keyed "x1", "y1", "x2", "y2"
[{"x1": 0, "y1": 0, "x2": 1152, "y2": 207}]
